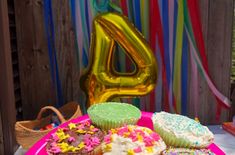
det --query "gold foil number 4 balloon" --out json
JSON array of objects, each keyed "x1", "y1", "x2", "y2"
[{"x1": 80, "y1": 13, "x2": 158, "y2": 107}]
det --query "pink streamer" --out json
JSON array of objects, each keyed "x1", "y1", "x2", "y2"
[
  {"x1": 186, "y1": 29, "x2": 231, "y2": 108},
  {"x1": 190, "y1": 41, "x2": 198, "y2": 117}
]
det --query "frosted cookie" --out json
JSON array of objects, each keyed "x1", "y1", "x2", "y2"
[
  {"x1": 152, "y1": 112, "x2": 214, "y2": 148},
  {"x1": 102, "y1": 125, "x2": 166, "y2": 155},
  {"x1": 46, "y1": 121, "x2": 104, "y2": 155},
  {"x1": 88, "y1": 102, "x2": 141, "y2": 130}
]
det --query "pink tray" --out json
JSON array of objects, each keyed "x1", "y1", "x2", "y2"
[{"x1": 27, "y1": 112, "x2": 225, "y2": 155}]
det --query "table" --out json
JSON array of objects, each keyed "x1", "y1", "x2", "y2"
[{"x1": 208, "y1": 125, "x2": 235, "y2": 154}]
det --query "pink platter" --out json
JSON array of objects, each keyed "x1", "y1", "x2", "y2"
[{"x1": 27, "y1": 112, "x2": 225, "y2": 155}]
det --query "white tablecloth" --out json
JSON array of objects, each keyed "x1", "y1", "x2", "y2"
[
  {"x1": 15, "y1": 125, "x2": 235, "y2": 155},
  {"x1": 207, "y1": 125, "x2": 235, "y2": 155}
]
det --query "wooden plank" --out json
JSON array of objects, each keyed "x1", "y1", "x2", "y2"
[
  {"x1": 206, "y1": 0, "x2": 233, "y2": 124},
  {"x1": 0, "y1": 110, "x2": 4, "y2": 155},
  {"x1": 0, "y1": 0, "x2": 17, "y2": 154},
  {"x1": 14, "y1": 0, "x2": 56, "y2": 119},
  {"x1": 51, "y1": 0, "x2": 84, "y2": 106},
  {"x1": 188, "y1": 0, "x2": 210, "y2": 124}
]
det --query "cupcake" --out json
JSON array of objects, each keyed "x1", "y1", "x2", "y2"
[
  {"x1": 102, "y1": 125, "x2": 166, "y2": 155},
  {"x1": 152, "y1": 112, "x2": 214, "y2": 148},
  {"x1": 162, "y1": 147, "x2": 215, "y2": 155},
  {"x1": 46, "y1": 121, "x2": 104, "y2": 155},
  {"x1": 88, "y1": 102, "x2": 141, "y2": 130}
]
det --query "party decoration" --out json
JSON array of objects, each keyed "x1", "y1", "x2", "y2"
[{"x1": 80, "y1": 13, "x2": 158, "y2": 107}]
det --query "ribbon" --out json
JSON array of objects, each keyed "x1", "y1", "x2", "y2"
[
  {"x1": 190, "y1": 38, "x2": 199, "y2": 117},
  {"x1": 162, "y1": 0, "x2": 174, "y2": 113},
  {"x1": 78, "y1": 0, "x2": 89, "y2": 67},
  {"x1": 140, "y1": 0, "x2": 149, "y2": 41},
  {"x1": 181, "y1": 28, "x2": 188, "y2": 115},
  {"x1": 75, "y1": 0, "x2": 84, "y2": 71},
  {"x1": 173, "y1": 0, "x2": 184, "y2": 113},
  {"x1": 69, "y1": 0, "x2": 80, "y2": 69},
  {"x1": 150, "y1": 0, "x2": 169, "y2": 112},
  {"x1": 155, "y1": 36, "x2": 163, "y2": 112},
  {"x1": 43, "y1": 0, "x2": 64, "y2": 107},
  {"x1": 133, "y1": 0, "x2": 142, "y2": 32}
]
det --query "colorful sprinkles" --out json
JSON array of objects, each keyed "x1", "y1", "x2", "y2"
[
  {"x1": 46, "y1": 121, "x2": 103, "y2": 154},
  {"x1": 102, "y1": 125, "x2": 166, "y2": 154}
]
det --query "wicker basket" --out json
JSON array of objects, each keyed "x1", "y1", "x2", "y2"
[{"x1": 15, "y1": 102, "x2": 82, "y2": 149}]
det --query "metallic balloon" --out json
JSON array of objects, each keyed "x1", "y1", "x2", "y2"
[{"x1": 80, "y1": 13, "x2": 158, "y2": 107}]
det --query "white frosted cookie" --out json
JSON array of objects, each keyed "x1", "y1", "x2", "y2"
[
  {"x1": 102, "y1": 125, "x2": 166, "y2": 155},
  {"x1": 152, "y1": 112, "x2": 214, "y2": 148}
]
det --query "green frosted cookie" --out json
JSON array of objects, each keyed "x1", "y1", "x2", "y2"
[
  {"x1": 152, "y1": 112, "x2": 214, "y2": 148},
  {"x1": 87, "y1": 102, "x2": 141, "y2": 130}
]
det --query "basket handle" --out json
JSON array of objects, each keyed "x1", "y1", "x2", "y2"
[{"x1": 36, "y1": 106, "x2": 66, "y2": 123}]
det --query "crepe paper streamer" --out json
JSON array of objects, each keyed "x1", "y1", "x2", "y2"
[
  {"x1": 158, "y1": 0, "x2": 163, "y2": 22},
  {"x1": 186, "y1": 29, "x2": 231, "y2": 113},
  {"x1": 120, "y1": 0, "x2": 128, "y2": 16},
  {"x1": 87, "y1": 0, "x2": 94, "y2": 33},
  {"x1": 85, "y1": 0, "x2": 91, "y2": 45},
  {"x1": 162, "y1": 0, "x2": 175, "y2": 113},
  {"x1": 132, "y1": 0, "x2": 142, "y2": 108},
  {"x1": 127, "y1": 0, "x2": 134, "y2": 23},
  {"x1": 140, "y1": 0, "x2": 149, "y2": 41},
  {"x1": 150, "y1": 0, "x2": 170, "y2": 112},
  {"x1": 75, "y1": 0, "x2": 84, "y2": 71},
  {"x1": 69, "y1": 0, "x2": 80, "y2": 69},
  {"x1": 190, "y1": 39, "x2": 199, "y2": 118},
  {"x1": 92, "y1": 0, "x2": 109, "y2": 13},
  {"x1": 187, "y1": 0, "x2": 231, "y2": 120},
  {"x1": 167, "y1": 0, "x2": 175, "y2": 113},
  {"x1": 78, "y1": 0, "x2": 89, "y2": 67},
  {"x1": 173, "y1": 0, "x2": 184, "y2": 114},
  {"x1": 43, "y1": 0, "x2": 64, "y2": 107},
  {"x1": 133, "y1": 0, "x2": 142, "y2": 32},
  {"x1": 109, "y1": 2, "x2": 123, "y2": 13},
  {"x1": 155, "y1": 36, "x2": 163, "y2": 112},
  {"x1": 181, "y1": 29, "x2": 188, "y2": 115}
]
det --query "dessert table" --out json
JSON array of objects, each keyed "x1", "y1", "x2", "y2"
[{"x1": 15, "y1": 112, "x2": 234, "y2": 155}]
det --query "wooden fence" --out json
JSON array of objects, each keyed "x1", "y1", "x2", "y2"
[{"x1": 14, "y1": 0, "x2": 234, "y2": 124}]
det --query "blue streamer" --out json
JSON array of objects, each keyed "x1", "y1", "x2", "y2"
[
  {"x1": 162, "y1": 0, "x2": 171, "y2": 94},
  {"x1": 93, "y1": 0, "x2": 109, "y2": 12},
  {"x1": 82, "y1": 47, "x2": 88, "y2": 67},
  {"x1": 133, "y1": 0, "x2": 142, "y2": 32},
  {"x1": 78, "y1": 0, "x2": 89, "y2": 67},
  {"x1": 127, "y1": 0, "x2": 134, "y2": 22},
  {"x1": 181, "y1": 28, "x2": 188, "y2": 115},
  {"x1": 43, "y1": 0, "x2": 64, "y2": 107},
  {"x1": 172, "y1": 0, "x2": 178, "y2": 79},
  {"x1": 69, "y1": 0, "x2": 80, "y2": 69},
  {"x1": 85, "y1": 0, "x2": 91, "y2": 45}
]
